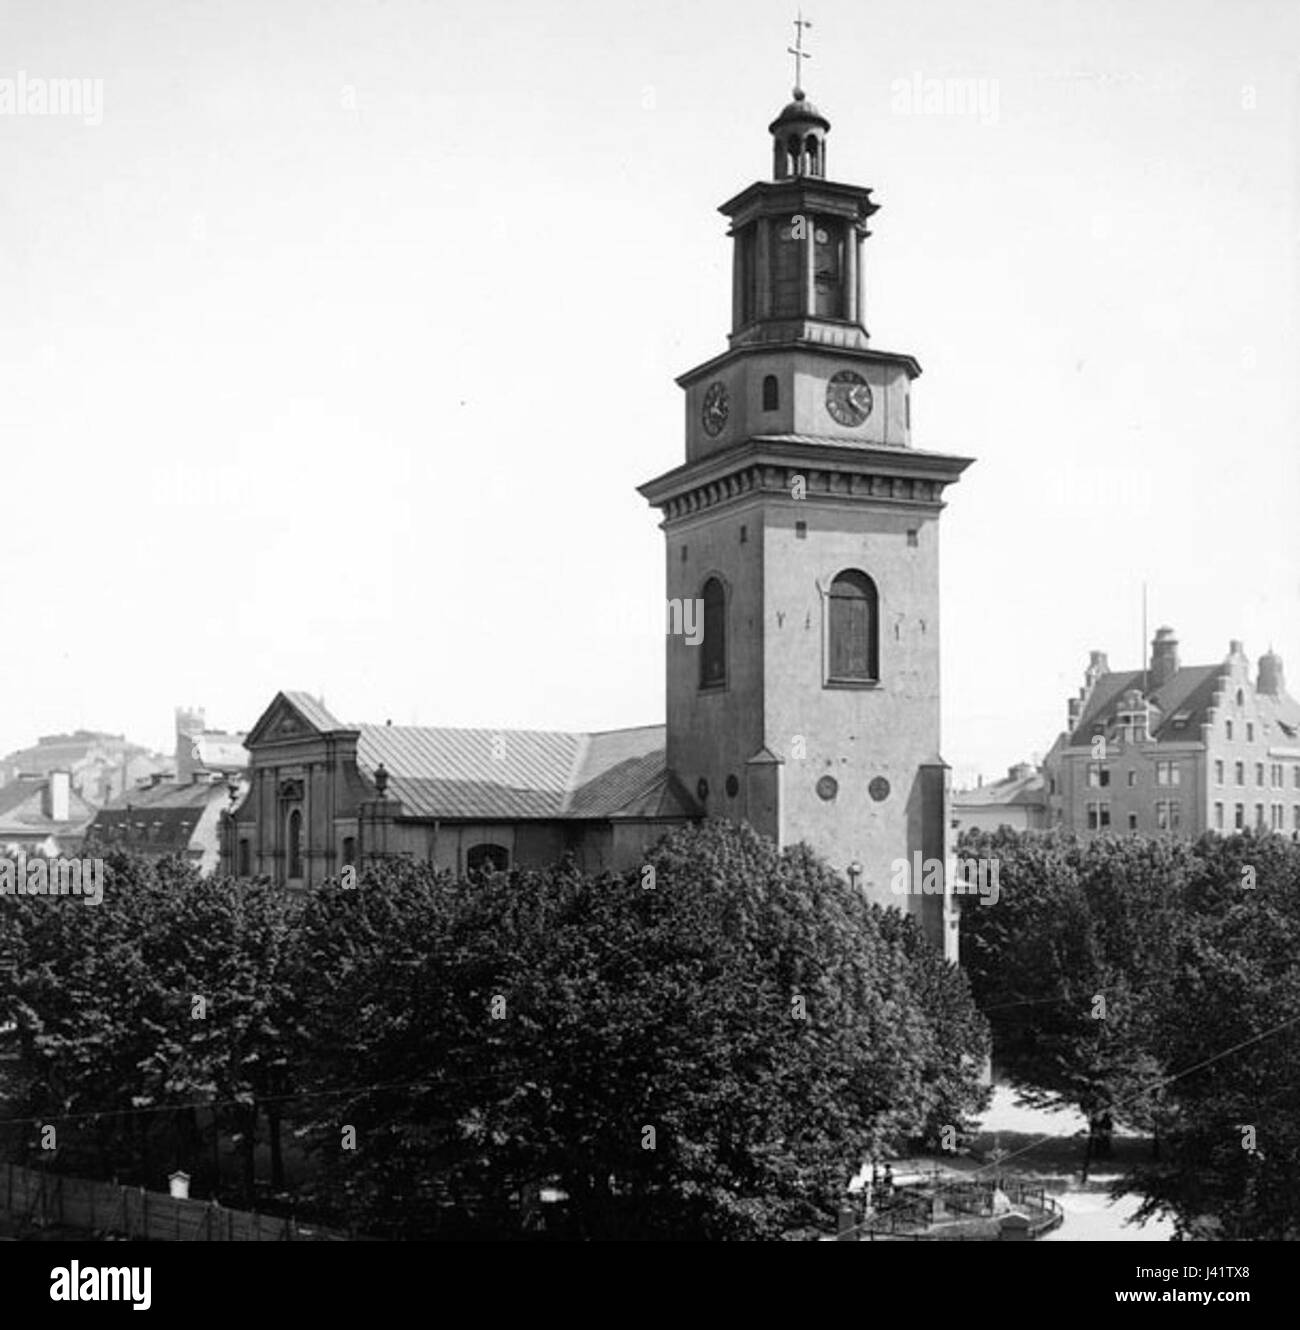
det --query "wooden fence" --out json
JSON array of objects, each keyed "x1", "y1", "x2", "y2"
[{"x1": 1, "y1": 1162, "x2": 352, "y2": 1241}]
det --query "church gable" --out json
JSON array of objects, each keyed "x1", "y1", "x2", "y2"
[{"x1": 245, "y1": 691, "x2": 346, "y2": 748}]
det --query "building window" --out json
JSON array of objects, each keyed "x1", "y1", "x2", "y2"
[
  {"x1": 1247, "y1": 722, "x2": 1255, "y2": 742},
  {"x1": 1294, "y1": 806, "x2": 1300, "y2": 833},
  {"x1": 739, "y1": 524, "x2": 748, "y2": 544},
  {"x1": 466, "y1": 843, "x2": 509, "y2": 874},
  {"x1": 1127, "y1": 812, "x2": 1138, "y2": 831},
  {"x1": 1235, "y1": 761, "x2": 1245, "y2": 786},
  {"x1": 1294, "y1": 765, "x2": 1300, "y2": 789},
  {"x1": 826, "y1": 569, "x2": 879, "y2": 683},
  {"x1": 907, "y1": 529, "x2": 918, "y2": 548},
  {"x1": 1255, "y1": 804, "x2": 1265, "y2": 828},
  {"x1": 1256, "y1": 763, "x2": 1265, "y2": 787},
  {"x1": 1236, "y1": 688, "x2": 1244, "y2": 707},
  {"x1": 762, "y1": 374, "x2": 779, "y2": 411},
  {"x1": 238, "y1": 838, "x2": 251, "y2": 876},
  {"x1": 1087, "y1": 764, "x2": 1110, "y2": 788},
  {"x1": 287, "y1": 809, "x2": 303, "y2": 880},
  {"x1": 1214, "y1": 802, "x2": 1224, "y2": 831},
  {"x1": 1087, "y1": 801, "x2": 1110, "y2": 830},
  {"x1": 700, "y1": 577, "x2": 727, "y2": 689},
  {"x1": 1235, "y1": 803, "x2": 1245, "y2": 830},
  {"x1": 1214, "y1": 760, "x2": 1224, "y2": 785},
  {"x1": 341, "y1": 836, "x2": 356, "y2": 867},
  {"x1": 795, "y1": 521, "x2": 807, "y2": 539},
  {"x1": 1226, "y1": 720, "x2": 1234, "y2": 741},
  {"x1": 1156, "y1": 760, "x2": 1180, "y2": 787},
  {"x1": 1155, "y1": 801, "x2": 1181, "y2": 831},
  {"x1": 1127, "y1": 770, "x2": 1137, "y2": 787}
]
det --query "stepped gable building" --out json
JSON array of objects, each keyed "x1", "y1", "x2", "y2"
[
  {"x1": 1046, "y1": 630, "x2": 1300, "y2": 839},
  {"x1": 224, "y1": 79, "x2": 973, "y2": 956}
]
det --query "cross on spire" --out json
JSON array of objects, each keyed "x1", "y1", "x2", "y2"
[{"x1": 787, "y1": 11, "x2": 813, "y2": 95}]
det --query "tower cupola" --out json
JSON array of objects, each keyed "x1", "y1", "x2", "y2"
[{"x1": 769, "y1": 89, "x2": 830, "y2": 179}]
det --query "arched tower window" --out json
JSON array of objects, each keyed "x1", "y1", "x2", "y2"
[
  {"x1": 762, "y1": 374, "x2": 779, "y2": 411},
  {"x1": 827, "y1": 570, "x2": 879, "y2": 683},
  {"x1": 700, "y1": 577, "x2": 727, "y2": 689},
  {"x1": 467, "y1": 842, "x2": 509, "y2": 874},
  {"x1": 287, "y1": 809, "x2": 303, "y2": 880}
]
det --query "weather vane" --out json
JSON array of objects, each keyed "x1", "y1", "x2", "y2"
[{"x1": 788, "y1": 11, "x2": 813, "y2": 95}]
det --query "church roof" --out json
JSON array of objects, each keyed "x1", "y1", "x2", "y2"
[
  {"x1": 356, "y1": 722, "x2": 682, "y2": 821},
  {"x1": 247, "y1": 693, "x2": 693, "y2": 823}
]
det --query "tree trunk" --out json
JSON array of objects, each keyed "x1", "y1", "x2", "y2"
[
  {"x1": 267, "y1": 1103, "x2": 284, "y2": 1190},
  {"x1": 1088, "y1": 1111, "x2": 1114, "y2": 1165},
  {"x1": 241, "y1": 1107, "x2": 257, "y2": 1204}
]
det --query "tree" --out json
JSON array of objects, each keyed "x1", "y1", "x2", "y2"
[{"x1": 293, "y1": 822, "x2": 989, "y2": 1239}]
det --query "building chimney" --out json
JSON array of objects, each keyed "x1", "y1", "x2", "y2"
[
  {"x1": 44, "y1": 770, "x2": 70, "y2": 823},
  {"x1": 1149, "y1": 626, "x2": 1179, "y2": 692},
  {"x1": 1085, "y1": 650, "x2": 1109, "y2": 687},
  {"x1": 1258, "y1": 648, "x2": 1285, "y2": 698}
]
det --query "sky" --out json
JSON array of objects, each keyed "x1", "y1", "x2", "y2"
[{"x1": 0, "y1": 0, "x2": 1296, "y2": 786}]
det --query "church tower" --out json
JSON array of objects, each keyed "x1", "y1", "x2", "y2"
[{"x1": 639, "y1": 61, "x2": 973, "y2": 955}]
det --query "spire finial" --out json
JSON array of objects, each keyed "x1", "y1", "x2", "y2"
[{"x1": 787, "y1": 11, "x2": 813, "y2": 97}]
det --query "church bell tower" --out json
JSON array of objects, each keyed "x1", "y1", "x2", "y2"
[{"x1": 639, "y1": 54, "x2": 974, "y2": 956}]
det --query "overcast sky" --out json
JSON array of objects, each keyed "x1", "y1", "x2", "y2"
[{"x1": 1, "y1": 0, "x2": 1296, "y2": 786}]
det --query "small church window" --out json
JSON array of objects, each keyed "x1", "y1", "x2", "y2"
[
  {"x1": 700, "y1": 577, "x2": 727, "y2": 688},
  {"x1": 238, "y1": 838, "x2": 251, "y2": 876},
  {"x1": 827, "y1": 569, "x2": 879, "y2": 683},
  {"x1": 466, "y1": 843, "x2": 509, "y2": 875},
  {"x1": 762, "y1": 375, "x2": 779, "y2": 411}
]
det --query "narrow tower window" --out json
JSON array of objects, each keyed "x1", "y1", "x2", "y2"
[
  {"x1": 762, "y1": 375, "x2": 779, "y2": 411},
  {"x1": 700, "y1": 577, "x2": 727, "y2": 689},
  {"x1": 827, "y1": 569, "x2": 879, "y2": 683}
]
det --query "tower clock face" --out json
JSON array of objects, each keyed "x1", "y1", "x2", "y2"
[
  {"x1": 825, "y1": 370, "x2": 873, "y2": 427},
  {"x1": 701, "y1": 381, "x2": 729, "y2": 437}
]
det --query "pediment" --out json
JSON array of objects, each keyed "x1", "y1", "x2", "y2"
[{"x1": 246, "y1": 693, "x2": 324, "y2": 748}]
